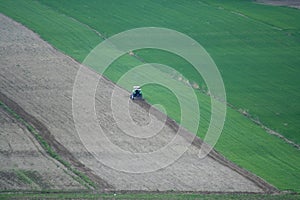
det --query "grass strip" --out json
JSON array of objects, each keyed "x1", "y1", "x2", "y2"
[{"x1": 0, "y1": 191, "x2": 299, "y2": 200}]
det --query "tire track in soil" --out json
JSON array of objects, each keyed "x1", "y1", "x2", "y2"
[{"x1": 0, "y1": 92, "x2": 114, "y2": 191}]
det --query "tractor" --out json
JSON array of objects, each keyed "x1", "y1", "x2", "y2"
[{"x1": 130, "y1": 86, "x2": 143, "y2": 100}]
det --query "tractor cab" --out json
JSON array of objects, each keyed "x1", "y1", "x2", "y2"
[{"x1": 130, "y1": 86, "x2": 143, "y2": 100}]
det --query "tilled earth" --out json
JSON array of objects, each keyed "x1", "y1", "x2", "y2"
[
  {"x1": 0, "y1": 14, "x2": 276, "y2": 193},
  {"x1": 0, "y1": 106, "x2": 84, "y2": 190}
]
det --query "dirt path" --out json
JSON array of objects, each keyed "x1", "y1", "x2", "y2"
[{"x1": 0, "y1": 14, "x2": 277, "y2": 193}]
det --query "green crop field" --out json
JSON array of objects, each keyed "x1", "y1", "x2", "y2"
[{"x1": 1, "y1": 0, "x2": 300, "y2": 193}]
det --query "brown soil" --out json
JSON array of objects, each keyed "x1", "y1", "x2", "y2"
[{"x1": 0, "y1": 14, "x2": 277, "y2": 193}]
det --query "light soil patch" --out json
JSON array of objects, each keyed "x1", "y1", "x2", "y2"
[
  {"x1": 256, "y1": 0, "x2": 300, "y2": 9},
  {"x1": 0, "y1": 107, "x2": 84, "y2": 190},
  {"x1": 0, "y1": 14, "x2": 276, "y2": 193}
]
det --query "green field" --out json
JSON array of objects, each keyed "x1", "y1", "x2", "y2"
[{"x1": 1, "y1": 0, "x2": 300, "y2": 192}]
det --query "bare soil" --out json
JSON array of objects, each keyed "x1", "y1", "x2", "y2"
[
  {"x1": 0, "y1": 14, "x2": 277, "y2": 193},
  {"x1": 0, "y1": 106, "x2": 84, "y2": 190},
  {"x1": 256, "y1": 0, "x2": 300, "y2": 9}
]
